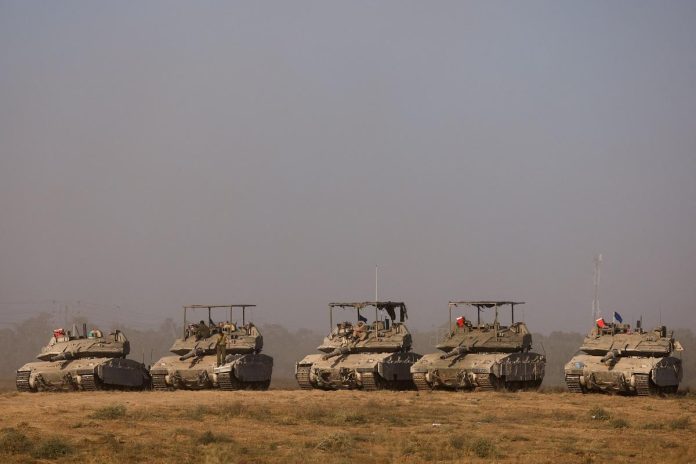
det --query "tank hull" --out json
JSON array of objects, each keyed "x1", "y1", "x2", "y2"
[
  {"x1": 295, "y1": 351, "x2": 422, "y2": 390},
  {"x1": 16, "y1": 358, "x2": 150, "y2": 392},
  {"x1": 150, "y1": 354, "x2": 219, "y2": 390},
  {"x1": 410, "y1": 352, "x2": 545, "y2": 391},
  {"x1": 564, "y1": 354, "x2": 682, "y2": 395},
  {"x1": 214, "y1": 354, "x2": 273, "y2": 390}
]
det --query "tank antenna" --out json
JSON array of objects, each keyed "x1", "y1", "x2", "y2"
[
  {"x1": 592, "y1": 254, "x2": 602, "y2": 322},
  {"x1": 375, "y1": 265, "x2": 378, "y2": 302}
]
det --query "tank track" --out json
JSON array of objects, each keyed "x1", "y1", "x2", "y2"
[
  {"x1": 80, "y1": 374, "x2": 98, "y2": 391},
  {"x1": 16, "y1": 371, "x2": 31, "y2": 392},
  {"x1": 565, "y1": 374, "x2": 584, "y2": 393},
  {"x1": 361, "y1": 372, "x2": 381, "y2": 391},
  {"x1": 635, "y1": 374, "x2": 655, "y2": 396},
  {"x1": 475, "y1": 373, "x2": 495, "y2": 391},
  {"x1": 151, "y1": 374, "x2": 169, "y2": 391},
  {"x1": 296, "y1": 366, "x2": 313, "y2": 390},
  {"x1": 218, "y1": 371, "x2": 242, "y2": 391},
  {"x1": 412, "y1": 372, "x2": 431, "y2": 391}
]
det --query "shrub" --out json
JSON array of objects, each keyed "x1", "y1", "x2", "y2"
[
  {"x1": 90, "y1": 404, "x2": 126, "y2": 420},
  {"x1": 610, "y1": 418, "x2": 629, "y2": 429},
  {"x1": 589, "y1": 407, "x2": 610, "y2": 420},
  {"x1": 315, "y1": 432, "x2": 352, "y2": 451},
  {"x1": 669, "y1": 417, "x2": 690, "y2": 430},
  {"x1": 31, "y1": 437, "x2": 72, "y2": 459},
  {"x1": 0, "y1": 427, "x2": 32, "y2": 454},
  {"x1": 341, "y1": 412, "x2": 366, "y2": 424},
  {"x1": 470, "y1": 438, "x2": 495, "y2": 458},
  {"x1": 449, "y1": 434, "x2": 465, "y2": 450},
  {"x1": 196, "y1": 431, "x2": 233, "y2": 445},
  {"x1": 640, "y1": 422, "x2": 664, "y2": 430}
]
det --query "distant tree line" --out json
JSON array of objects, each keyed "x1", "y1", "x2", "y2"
[{"x1": 1, "y1": 314, "x2": 694, "y2": 389}]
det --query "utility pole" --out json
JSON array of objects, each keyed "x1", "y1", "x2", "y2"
[{"x1": 592, "y1": 254, "x2": 602, "y2": 322}]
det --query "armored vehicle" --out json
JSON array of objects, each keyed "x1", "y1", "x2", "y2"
[
  {"x1": 16, "y1": 324, "x2": 150, "y2": 392},
  {"x1": 150, "y1": 305, "x2": 272, "y2": 391},
  {"x1": 564, "y1": 319, "x2": 683, "y2": 395},
  {"x1": 295, "y1": 301, "x2": 422, "y2": 390},
  {"x1": 411, "y1": 301, "x2": 545, "y2": 391}
]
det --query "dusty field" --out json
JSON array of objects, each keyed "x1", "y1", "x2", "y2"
[{"x1": 0, "y1": 389, "x2": 694, "y2": 464}]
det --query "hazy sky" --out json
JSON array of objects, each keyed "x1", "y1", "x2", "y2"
[{"x1": 1, "y1": 1, "x2": 695, "y2": 335}]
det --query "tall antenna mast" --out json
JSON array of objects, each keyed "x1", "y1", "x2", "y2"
[
  {"x1": 375, "y1": 265, "x2": 378, "y2": 301},
  {"x1": 592, "y1": 254, "x2": 602, "y2": 322}
]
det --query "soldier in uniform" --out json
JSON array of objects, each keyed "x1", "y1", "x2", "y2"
[
  {"x1": 196, "y1": 320, "x2": 211, "y2": 340},
  {"x1": 216, "y1": 330, "x2": 228, "y2": 366}
]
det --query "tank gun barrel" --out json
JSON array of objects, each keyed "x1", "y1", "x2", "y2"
[
  {"x1": 50, "y1": 351, "x2": 75, "y2": 362},
  {"x1": 321, "y1": 346, "x2": 351, "y2": 360},
  {"x1": 178, "y1": 347, "x2": 205, "y2": 361},
  {"x1": 440, "y1": 345, "x2": 468, "y2": 360}
]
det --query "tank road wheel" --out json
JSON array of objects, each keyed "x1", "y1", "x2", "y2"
[
  {"x1": 80, "y1": 374, "x2": 98, "y2": 391},
  {"x1": 412, "y1": 373, "x2": 431, "y2": 392},
  {"x1": 565, "y1": 374, "x2": 584, "y2": 394},
  {"x1": 475, "y1": 374, "x2": 496, "y2": 392},
  {"x1": 151, "y1": 374, "x2": 170, "y2": 391},
  {"x1": 635, "y1": 374, "x2": 657, "y2": 396},
  {"x1": 16, "y1": 371, "x2": 32, "y2": 392},
  {"x1": 361, "y1": 372, "x2": 384, "y2": 391},
  {"x1": 296, "y1": 366, "x2": 313, "y2": 390}
]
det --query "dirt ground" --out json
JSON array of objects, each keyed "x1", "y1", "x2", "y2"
[{"x1": 0, "y1": 389, "x2": 694, "y2": 464}]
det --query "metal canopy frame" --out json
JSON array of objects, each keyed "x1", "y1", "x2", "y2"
[
  {"x1": 448, "y1": 301, "x2": 525, "y2": 328},
  {"x1": 328, "y1": 301, "x2": 407, "y2": 329},
  {"x1": 182, "y1": 304, "x2": 257, "y2": 338}
]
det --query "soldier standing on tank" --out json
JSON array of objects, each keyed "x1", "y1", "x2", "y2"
[{"x1": 216, "y1": 330, "x2": 228, "y2": 366}]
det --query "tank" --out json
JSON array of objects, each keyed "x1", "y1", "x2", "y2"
[
  {"x1": 564, "y1": 318, "x2": 683, "y2": 395},
  {"x1": 295, "y1": 301, "x2": 422, "y2": 390},
  {"x1": 150, "y1": 304, "x2": 273, "y2": 391},
  {"x1": 410, "y1": 301, "x2": 545, "y2": 391},
  {"x1": 16, "y1": 324, "x2": 150, "y2": 392}
]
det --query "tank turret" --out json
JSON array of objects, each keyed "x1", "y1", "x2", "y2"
[
  {"x1": 411, "y1": 301, "x2": 546, "y2": 391},
  {"x1": 565, "y1": 318, "x2": 683, "y2": 395},
  {"x1": 295, "y1": 301, "x2": 422, "y2": 390},
  {"x1": 36, "y1": 325, "x2": 130, "y2": 361}
]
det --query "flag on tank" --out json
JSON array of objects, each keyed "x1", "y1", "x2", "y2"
[
  {"x1": 596, "y1": 318, "x2": 605, "y2": 328},
  {"x1": 613, "y1": 312, "x2": 623, "y2": 323}
]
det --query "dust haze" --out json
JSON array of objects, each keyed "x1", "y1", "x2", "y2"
[{"x1": 1, "y1": 2, "x2": 695, "y2": 336}]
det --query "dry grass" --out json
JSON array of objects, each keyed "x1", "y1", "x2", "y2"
[{"x1": 0, "y1": 389, "x2": 694, "y2": 463}]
